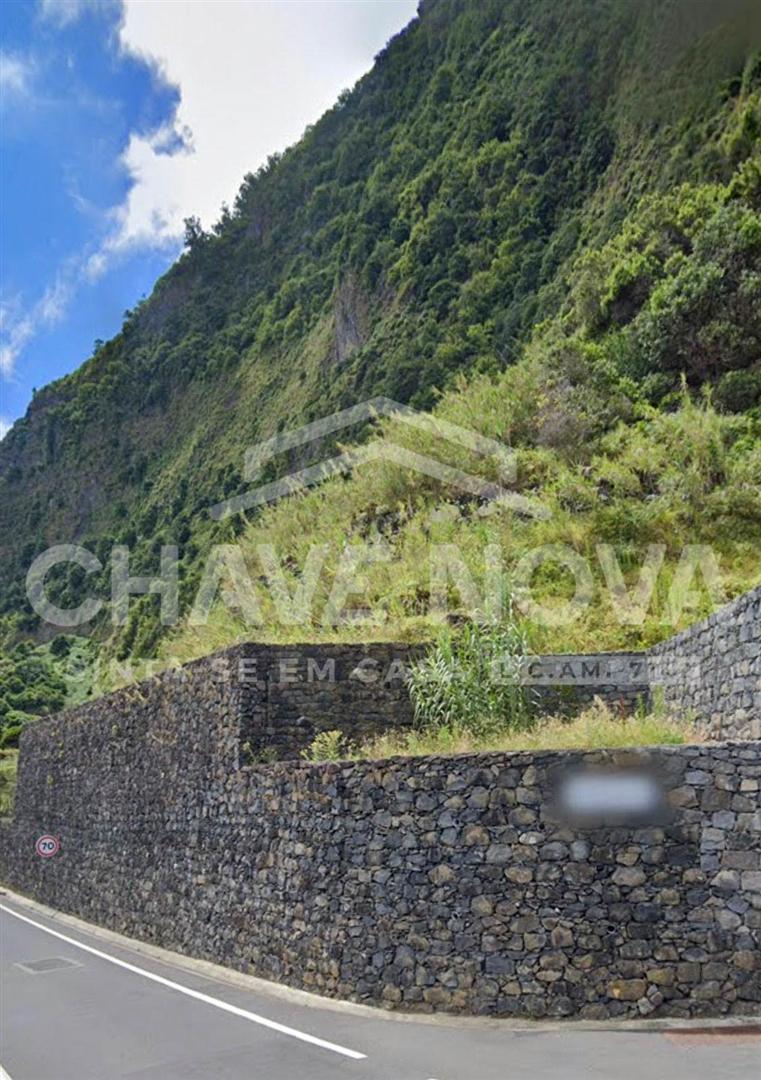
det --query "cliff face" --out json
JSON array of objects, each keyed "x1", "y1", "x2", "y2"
[{"x1": 1, "y1": 0, "x2": 759, "y2": 658}]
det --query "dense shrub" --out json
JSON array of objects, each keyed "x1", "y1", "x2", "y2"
[{"x1": 407, "y1": 620, "x2": 534, "y2": 738}]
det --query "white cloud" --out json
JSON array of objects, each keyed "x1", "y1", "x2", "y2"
[
  {"x1": 0, "y1": 300, "x2": 33, "y2": 378},
  {"x1": 38, "y1": 0, "x2": 112, "y2": 27},
  {"x1": 0, "y1": 275, "x2": 75, "y2": 378},
  {"x1": 0, "y1": 51, "x2": 33, "y2": 96},
  {"x1": 6, "y1": 1, "x2": 418, "y2": 380},
  {"x1": 0, "y1": 417, "x2": 12, "y2": 440},
  {"x1": 104, "y1": 0, "x2": 419, "y2": 252}
]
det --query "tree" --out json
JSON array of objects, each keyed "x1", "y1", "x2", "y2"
[{"x1": 183, "y1": 216, "x2": 206, "y2": 251}]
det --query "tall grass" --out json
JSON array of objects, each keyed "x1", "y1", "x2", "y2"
[
  {"x1": 407, "y1": 618, "x2": 534, "y2": 738},
  {"x1": 302, "y1": 699, "x2": 699, "y2": 762},
  {"x1": 157, "y1": 385, "x2": 760, "y2": 675}
]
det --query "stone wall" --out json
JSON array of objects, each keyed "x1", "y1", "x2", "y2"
[
  {"x1": 649, "y1": 586, "x2": 760, "y2": 741},
  {"x1": 526, "y1": 652, "x2": 649, "y2": 717},
  {"x1": 235, "y1": 644, "x2": 652, "y2": 759},
  {"x1": 1, "y1": 704, "x2": 759, "y2": 1019},
  {"x1": 72, "y1": 642, "x2": 650, "y2": 767},
  {"x1": 235, "y1": 643, "x2": 423, "y2": 760},
  {"x1": 10, "y1": 582, "x2": 753, "y2": 777},
  {"x1": 0, "y1": 591, "x2": 758, "y2": 1020}
]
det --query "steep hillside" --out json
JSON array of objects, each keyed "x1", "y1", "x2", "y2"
[{"x1": 1, "y1": 0, "x2": 759, "y2": 677}]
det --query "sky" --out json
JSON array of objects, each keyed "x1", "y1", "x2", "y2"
[{"x1": 0, "y1": 0, "x2": 419, "y2": 439}]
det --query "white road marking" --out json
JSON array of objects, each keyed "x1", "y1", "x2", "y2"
[
  {"x1": 1, "y1": 1064, "x2": 16, "y2": 1080},
  {"x1": 0, "y1": 904, "x2": 366, "y2": 1061}
]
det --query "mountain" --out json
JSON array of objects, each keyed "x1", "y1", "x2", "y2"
[{"x1": 1, "y1": 0, "x2": 759, "y2": 686}]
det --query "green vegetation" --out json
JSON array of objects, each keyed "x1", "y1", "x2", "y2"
[
  {"x1": 0, "y1": 0, "x2": 759, "y2": 683},
  {"x1": 0, "y1": 632, "x2": 95, "y2": 747},
  {"x1": 407, "y1": 620, "x2": 533, "y2": 737},
  {"x1": 0, "y1": 750, "x2": 18, "y2": 817},
  {"x1": 301, "y1": 729, "x2": 346, "y2": 764},
  {"x1": 302, "y1": 698, "x2": 698, "y2": 763},
  {"x1": 162, "y1": 384, "x2": 759, "y2": 668}
]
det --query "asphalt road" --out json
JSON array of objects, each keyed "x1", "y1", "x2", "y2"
[{"x1": 1, "y1": 895, "x2": 759, "y2": 1080}]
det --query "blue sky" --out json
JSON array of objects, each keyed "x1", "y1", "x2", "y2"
[{"x1": 0, "y1": 0, "x2": 418, "y2": 437}]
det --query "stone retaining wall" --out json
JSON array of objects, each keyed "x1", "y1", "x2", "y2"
[
  {"x1": 235, "y1": 644, "x2": 652, "y2": 759},
  {"x1": 7, "y1": 585, "x2": 751, "y2": 772},
  {"x1": 527, "y1": 652, "x2": 648, "y2": 718},
  {"x1": 1, "y1": 703, "x2": 759, "y2": 1019},
  {"x1": 223, "y1": 642, "x2": 656, "y2": 760},
  {"x1": 649, "y1": 587, "x2": 760, "y2": 741},
  {"x1": 62, "y1": 642, "x2": 650, "y2": 767},
  {"x1": 235, "y1": 643, "x2": 422, "y2": 760},
  {"x1": 0, "y1": 589, "x2": 758, "y2": 1019}
]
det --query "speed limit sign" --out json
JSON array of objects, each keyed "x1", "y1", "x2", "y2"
[{"x1": 35, "y1": 835, "x2": 60, "y2": 858}]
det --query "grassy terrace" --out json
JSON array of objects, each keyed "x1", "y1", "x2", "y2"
[
  {"x1": 303, "y1": 700, "x2": 700, "y2": 763},
  {"x1": 0, "y1": 703, "x2": 700, "y2": 814}
]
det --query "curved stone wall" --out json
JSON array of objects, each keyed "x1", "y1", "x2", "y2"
[
  {"x1": 1, "y1": 680, "x2": 759, "y2": 1019},
  {"x1": 1, "y1": 589, "x2": 759, "y2": 1020}
]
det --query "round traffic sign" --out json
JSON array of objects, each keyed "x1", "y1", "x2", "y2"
[{"x1": 35, "y1": 835, "x2": 60, "y2": 858}]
